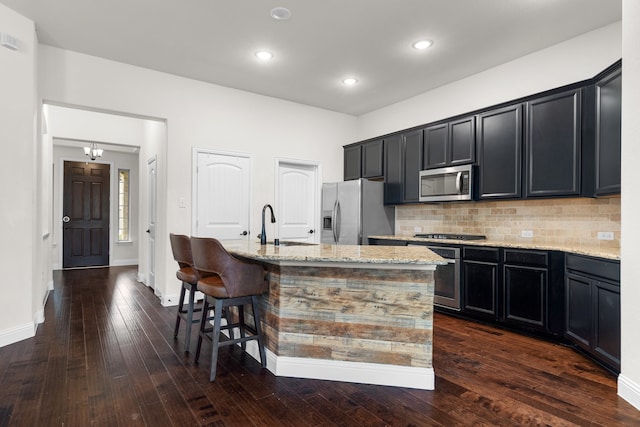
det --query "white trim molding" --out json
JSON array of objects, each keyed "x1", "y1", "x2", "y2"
[
  {"x1": 0, "y1": 322, "x2": 34, "y2": 348},
  {"x1": 111, "y1": 259, "x2": 138, "y2": 267},
  {"x1": 238, "y1": 338, "x2": 434, "y2": 390},
  {"x1": 619, "y1": 374, "x2": 640, "y2": 411}
]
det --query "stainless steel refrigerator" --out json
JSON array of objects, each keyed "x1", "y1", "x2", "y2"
[{"x1": 321, "y1": 179, "x2": 395, "y2": 245}]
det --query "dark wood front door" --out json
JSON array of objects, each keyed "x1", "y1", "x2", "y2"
[{"x1": 63, "y1": 161, "x2": 110, "y2": 268}]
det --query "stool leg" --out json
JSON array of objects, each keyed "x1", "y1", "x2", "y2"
[
  {"x1": 194, "y1": 298, "x2": 209, "y2": 363},
  {"x1": 184, "y1": 284, "x2": 196, "y2": 352},
  {"x1": 251, "y1": 295, "x2": 267, "y2": 368},
  {"x1": 210, "y1": 298, "x2": 224, "y2": 381},
  {"x1": 174, "y1": 283, "x2": 187, "y2": 338},
  {"x1": 238, "y1": 305, "x2": 246, "y2": 351}
]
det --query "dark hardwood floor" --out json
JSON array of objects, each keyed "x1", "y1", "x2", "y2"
[{"x1": 0, "y1": 266, "x2": 638, "y2": 426}]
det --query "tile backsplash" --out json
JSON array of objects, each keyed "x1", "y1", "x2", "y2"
[{"x1": 395, "y1": 196, "x2": 620, "y2": 249}]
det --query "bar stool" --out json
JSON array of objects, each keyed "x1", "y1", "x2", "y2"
[
  {"x1": 190, "y1": 237, "x2": 268, "y2": 381},
  {"x1": 169, "y1": 233, "x2": 208, "y2": 352}
]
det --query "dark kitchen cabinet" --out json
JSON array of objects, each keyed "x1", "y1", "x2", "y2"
[
  {"x1": 565, "y1": 254, "x2": 620, "y2": 373},
  {"x1": 424, "y1": 116, "x2": 475, "y2": 169},
  {"x1": 463, "y1": 246, "x2": 500, "y2": 319},
  {"x1": 403, "y1": 129, "x2": 423, "y2": 202},
  {"x1": 362, "y1": 139, "x2": 384, "y2": 179},
  {"x1": 477, "y1": 104, "x2": 523, "y2": 199},
  {"x1": 503, "y1": 249, "x2": 548, "y2": 331},
  {"x1": 525, "y1": 89, "x2": 581, "y2": 198},
  {"x1": 594, "y1": 66, "x2": 622, "y2": 196},
  {"x1": 343, "y1": 144, "x2": 361, "y2": 181},
  {"x1": 384, "y1": 134, "x2": 403, "y2": 205},
  {"x1": 383, "y1": 130, "x2": 422, "y2": 204},
  {"x1": 344, "y1": 139, "x2": 384, "y2": 181}
]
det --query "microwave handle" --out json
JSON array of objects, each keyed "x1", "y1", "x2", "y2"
[{"x1": 455, "y1": 172, "x2": 462, "y2": 194}]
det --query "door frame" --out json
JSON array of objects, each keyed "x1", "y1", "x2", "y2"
[
  {"x1": 57, "y1": 156, "x2": 116, "y2": 269},
  {"x1": 274, "y1": 157, "x2": 322, "y2": 243},
  {"x1": 191, "y1": 147, "x2": 253, "y2": 237}
]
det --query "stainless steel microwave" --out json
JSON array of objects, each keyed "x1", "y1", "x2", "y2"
[{"x1": 419, "y1": 164, "x2": 474, "y2": 202}]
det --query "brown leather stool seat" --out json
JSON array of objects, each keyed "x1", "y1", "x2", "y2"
[
  {"x1": 191, "y1": 237, "x2": 268, "y2": 381},
  {"x1": 170, "y1": 233, "x2": 226, "y2": 352}
]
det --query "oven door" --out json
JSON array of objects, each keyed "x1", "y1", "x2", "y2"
[{"x1": 410, "y1": 245, "x2": 461, "y2": 310}]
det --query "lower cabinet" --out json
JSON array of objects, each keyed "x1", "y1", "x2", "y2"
[
  {"x1": 463, "y1": 247, "x2": 499, "y2": 319},
  {"x1": 463, "y1": 247, "x2": 564, "y2": 336},
  {"x1": 565, "y1": 254, "x2": 620, "y2": 373}
]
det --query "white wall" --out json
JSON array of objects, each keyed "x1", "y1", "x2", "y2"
[
  {"x1": 356, "y1": 22, "x2": 622, "y2": 141},
  {"x1": 619, "y1": 0, "x2": 640, "y2": 410},
  {"x1": 51, "y1": 144, "x2": 140, "y2": 267},
  {"x1": 0, "y1": 4, "x2": 38, "y2": 346},
  {"x1": 37, "y1": 45, "x2": 357, "y2": 304}
]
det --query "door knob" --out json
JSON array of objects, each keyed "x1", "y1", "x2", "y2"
[
  {"x1": 240, "y1": 230, "x2": 248, "y2": 236},
  {"x1": 62, "y1": 216, "x2": 70, "y2": 223},
  {"x1": 308, "y1": 229, "x2": 314, "y2": 234}
]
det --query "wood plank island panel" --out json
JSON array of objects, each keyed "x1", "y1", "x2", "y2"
[{"x1": 222, "y1": 240, "x2": 443, "y2": 390}]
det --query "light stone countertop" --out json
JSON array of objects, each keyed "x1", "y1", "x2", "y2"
[
  {"x1": 221, "y1": 239, "x2": 447, "y2": 265},
  {"x1": 369, "y1": 235, "x2": 620, "y2": 261}
]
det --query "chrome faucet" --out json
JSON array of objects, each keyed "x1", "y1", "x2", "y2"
[{"x1": 260, "y1": 204, "x2": 276, "y2": 245}]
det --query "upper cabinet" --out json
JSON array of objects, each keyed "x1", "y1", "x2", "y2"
[
  {"x1": 423, "y1": 116, "x2": 475, "y2": 169},
  {"x1": 477, "y1": 104, "x2": 523, "y2": 200},
  {"x1": 594, "y1": 66, "x2": 622, "y2": 196},
  {"x1": 344, "y1": 60, "x2": 621, "y2": 204},
  {"x1": 343, "y1": 144, "x2": 361, "y2": 181},
  {"x1": 524, "y1": 89, "x2": 582, "y2": 198},
  {"x1": 344, "y1": 139, "x2": 384, "y2": 181}
]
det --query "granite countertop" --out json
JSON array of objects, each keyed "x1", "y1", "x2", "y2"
[
  {"x1": 221, "y1": 239, "x2": 446, "y2": 265},
  {"x1": 369, "y1": 235, "x2": 620, "y2": 261}
]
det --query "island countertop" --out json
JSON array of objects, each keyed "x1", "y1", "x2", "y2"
[{"x1": 221, "y1": 239, "x2": 446, "y2": 266}]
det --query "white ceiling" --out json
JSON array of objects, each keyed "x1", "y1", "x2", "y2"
[{"x1": 1, "y1": 0, "x2": 621, "y2": 116}]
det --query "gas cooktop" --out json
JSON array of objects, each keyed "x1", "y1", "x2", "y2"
[{"x1": 414, "y1": 233, "x2": 487, "y2": 241}]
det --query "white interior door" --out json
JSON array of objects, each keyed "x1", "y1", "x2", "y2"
[
  {"x1": 195, "y1": 150, "x2": 251, "y2": 239},
  {"x1": 147, "y1": 156, "x2": 157, "y2": 289},
  {"x1": 276, "y1": 160, "x2": 319, "y2": 243}
]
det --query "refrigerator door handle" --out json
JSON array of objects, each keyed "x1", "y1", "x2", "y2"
[
  {"x1": 335, "y1": 200, "x2": 341, "y2": 242},
  {"x1": 332, "y1": 200, "x2": 338, "y2": 243}
]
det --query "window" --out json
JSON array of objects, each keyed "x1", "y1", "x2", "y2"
[{"x1": 118, "y1": 169, "x2": 130, "y2": 241}]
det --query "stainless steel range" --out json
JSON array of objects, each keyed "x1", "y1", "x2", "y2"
[{"x1": 411, "y1": 233, "x2": 486, "y2": 311}]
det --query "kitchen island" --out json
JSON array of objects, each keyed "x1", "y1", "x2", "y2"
[{"x1": 220, "y1": 240, "x2": 445, "y2": 390}]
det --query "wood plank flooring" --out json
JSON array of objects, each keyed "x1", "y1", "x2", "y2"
[{"x1": 0, "y1": 266, "x2": 638, "y2": 426}]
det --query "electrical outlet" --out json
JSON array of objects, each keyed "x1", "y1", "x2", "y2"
[
  {"x1": 414, "y1": 226, "x2": 422, "y2": 232},
  {"x1": 521, "y1": 230, "x2": 534, "y2": 238},
  {"x1": 597, "y1": 231, "x2": 614, "y2": 240},
  {"x1": 179, "y1": 197, "x2": 186, "y2": 208}
]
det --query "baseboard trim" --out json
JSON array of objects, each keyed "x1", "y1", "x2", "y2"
[
  {"x1": 111, "y1": 259, "x2": 138, "y2": 267},
  {"x1": 0, "y1": 322, "x2": 35, "y2": 348},
  {"x1": 618, "y1": 374, "x2": 640, "y2": 411},
  {"x1": 161, "y1": 294, "x2": 180, "y2": 307},
  {"x1": 238, "y1": 338, "x2": 434, "y2": 390}
]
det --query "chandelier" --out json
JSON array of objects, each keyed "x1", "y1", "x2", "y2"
[{"x1": 83, "y1": 142, "x2": 103, "y2": 161}]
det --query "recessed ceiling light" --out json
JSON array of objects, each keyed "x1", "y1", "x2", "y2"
[
  {"x1": 271, "y1": 7, "x2": 291, "y2": 20},
  {"x1": 255, "y1": 51, "x2": 274, "y2": 60},
  {"x1": 342, "y1": 77, "x2": 358, "y2": 86},
  {"x1": 412, "y1": 39, "x2": 433, "y2": 50}
]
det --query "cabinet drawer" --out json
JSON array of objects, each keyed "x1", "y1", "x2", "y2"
[
  {"x1": 463, "y1": 246, "x2": 500, "y2": 263},
  {"x1": 566, "y1": 254, "x2": 620, "y2": 283},
  {"x1": 504, "y1": 249, "x2": 548, "y2": 267}
]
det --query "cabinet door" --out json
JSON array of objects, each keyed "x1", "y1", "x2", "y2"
[
  {"x1": 463, "y1": 260, "x2": 498, "y2": 318},
  {"x1": 450, "y1": 116, "x2": 476, "y2": 166},
  {"x1": 477, "y1": 104, "x2": 523, "y2": 199},
  {"x1": 362, "y1": 139, "x2": 384, "y2": 178},
  {"x1": 503, "y1": 265, "x2": 546, "y2": 329},
  {"x1": 565, "y1": 272, "x2": 592, "y2": 350},
  {"x1": 423, "y1": 124, "x2": 448, "y2": 169},
  {"x1": 344, "y1": 145, "x2": 361, "y2": 181},
  {"x1": 384, "y1": 135, "x2": 403, "y2": 205},
  {"x1": 595, "y1": 69, "x2": 622, "y2": 196},
  {"x1": 593, "y1": 280, "x2": 620, "y2": 370},
  {"x1": 525, "y1": 90, "x2": 581, "y2": 197},
  {"x1": 403, "y1": 129, "x2": 423, "y2": 202}
]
